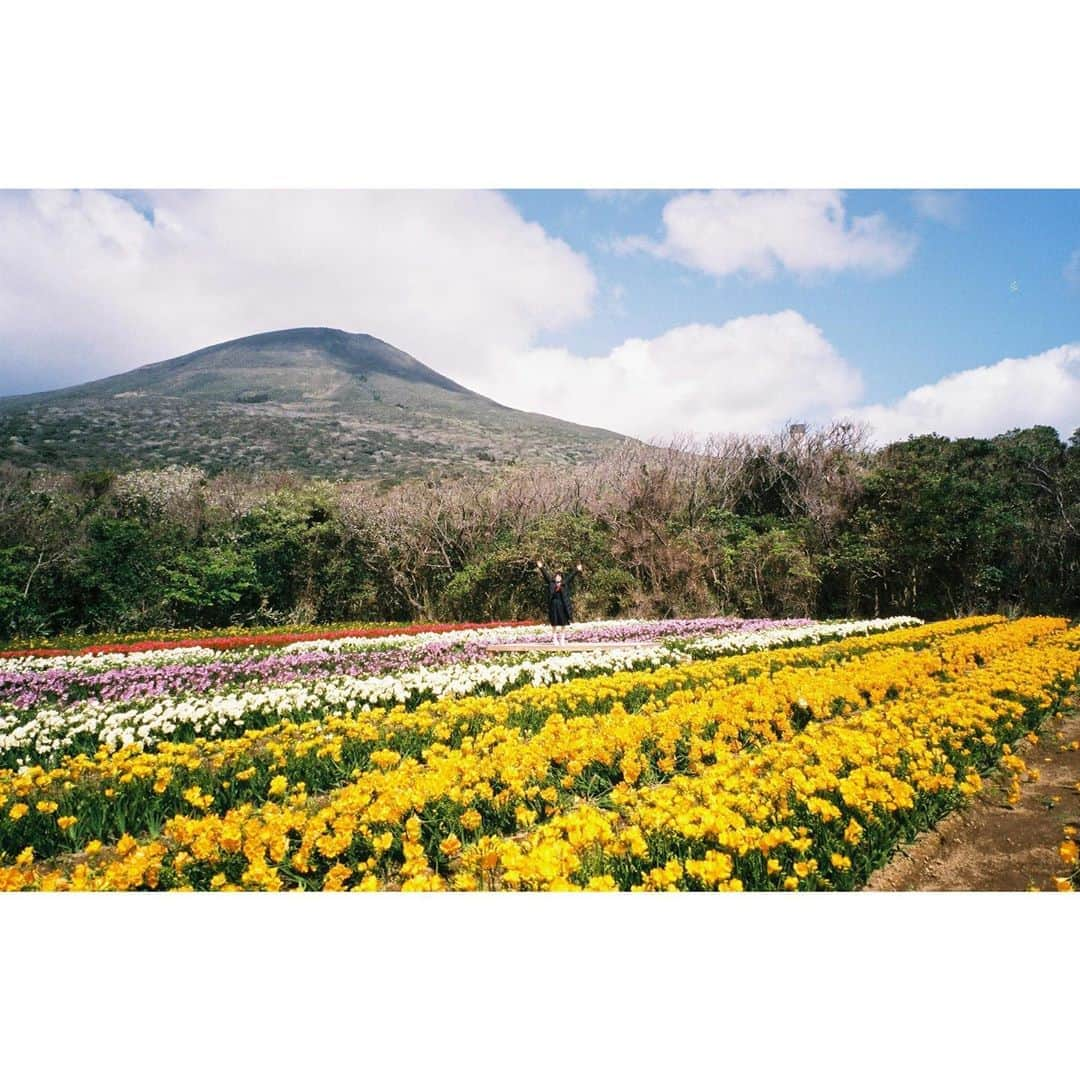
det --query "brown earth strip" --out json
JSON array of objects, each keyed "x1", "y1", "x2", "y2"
[{"x1": 866, "y1": 708, "x2": 1080, "y2": 891}]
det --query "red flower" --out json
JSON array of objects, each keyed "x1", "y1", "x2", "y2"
[{"x1": 0, "y1": 620, "x2": 538, "y2": 660}]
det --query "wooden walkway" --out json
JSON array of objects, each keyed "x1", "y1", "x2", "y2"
[{"x1": 486, "y1": 640, "x2": 653, "y2": 653}]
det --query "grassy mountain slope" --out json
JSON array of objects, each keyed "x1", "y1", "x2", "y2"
[{"x1": 0, "y1": 328, "x2": 626, "y2": 479}]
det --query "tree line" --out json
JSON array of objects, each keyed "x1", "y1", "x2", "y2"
[{"x1": 1, "y1": 422, "x2": 1077, "y2": 639}]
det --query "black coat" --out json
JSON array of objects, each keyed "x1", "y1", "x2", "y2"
[{"x1": 538, "y1": 567, "x2": 577, "y2": 626}]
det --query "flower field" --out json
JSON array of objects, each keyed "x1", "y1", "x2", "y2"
[
  {"x1": 0, "y1": 615, "x2": 911, "y2": 766},
  {"x1": 1, "y1": 612, "x2": 1077, "y2": 891}
]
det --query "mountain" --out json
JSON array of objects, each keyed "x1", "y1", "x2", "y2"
[{"x1": 0, "y1": 328, "x2": 627, "y2": 479}]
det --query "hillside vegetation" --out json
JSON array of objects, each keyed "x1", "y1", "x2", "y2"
[{"x1": 1, "y1": 422, "x2": 1077, "y2": 640}]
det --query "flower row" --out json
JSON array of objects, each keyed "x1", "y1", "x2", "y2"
[
  {"x1": 0, "y1": 616, "x2": 820, "y2": 674},
  {"x1": 0, "y1": 619, "x2": 539, "y2": 661}
]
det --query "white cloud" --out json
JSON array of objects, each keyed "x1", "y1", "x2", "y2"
[
  {"x1": 486, "y1": 321, "x2": 1080, "y2": 447},
  {"x1": 482, "y1": 311, "x2": 863, "y2": 440},
  {"x1": 850, "y1": 344, "x2": 1080, "y2": 444},
  {"x1": 910, "y1": 190, "x2": 967, "y2": 226},
  {"x1": 617, "y1": 190, "x2": 915, "y2": 280},
  {"x1": 0, "y1": 189, "x2": 596, "y2": 395}
]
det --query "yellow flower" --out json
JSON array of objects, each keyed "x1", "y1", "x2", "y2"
[
  {"x1": 586, "y1": 875, "x2": 618, "y2": 891},
  {"x1": 220, "y1": 825, "x2": 243, "y2": 855},
  {"x1": 369, "y1": 749, "x2": 402, "y2": 770},
  {"x1": 460, "y1": 808, "x2": 482, "y2": 831},
  {"x1": 1059, "y1": 839, "x2": 1079, "y2": 865},
  {"x1": 15, "y1": 847, "x2": 34, "y2": 866},
  {"x1": 57, "y1": 815, "x2": 78, "y2": 829},
  {"x1": 8, "y1": 803, "x2": 28, "y2": 821},
  {"x1": 85, "y1": 840, "x2": 103, "y2": 855},
  {"x1": 35, "y1": 800, "x2": 58, "y2": 814},
  {"x1": 322, "y1": 864, "x2": 353, "y2": 891},
  {"x1": 267, "y1": 775, "x2": 288, "y2": 798},
  {"x1": 782, "y1": 876, "x2": 799, "y2": 891},
  {"x1": 439, "y1": 835, "x2": 463, "y2": 859},
  {"x1": 182, "y1": 785, "x2": 213, "y2": 810}
]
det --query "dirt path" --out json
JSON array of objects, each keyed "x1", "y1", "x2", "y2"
[{"x1": 866, "y1": 708, "x2": 1080, "y2": 891}]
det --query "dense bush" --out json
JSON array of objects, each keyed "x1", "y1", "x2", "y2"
[{"x1": 1, "y1": 422, "x2": 1077, "y2": 639}]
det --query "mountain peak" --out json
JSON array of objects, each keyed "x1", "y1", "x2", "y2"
[{"x1": 97, "y1": 326, "x2": 480, "y2": 403}]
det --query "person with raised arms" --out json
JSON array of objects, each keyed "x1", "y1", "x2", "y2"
[{"x1": 535, "y1": 560, "x2": 583, "y2": 645}]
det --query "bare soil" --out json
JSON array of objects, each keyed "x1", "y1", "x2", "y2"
[{"x1": 866, "y1": 708, "x2": 1080, "y2": 891}]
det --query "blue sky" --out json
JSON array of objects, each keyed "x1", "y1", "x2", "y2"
[
  {"x1": 0, "y1": 188, "x2": 1077, "y2": 444},
  {"x1": 506, "y1": 189, "x2": 1080, "y2": 403}
]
